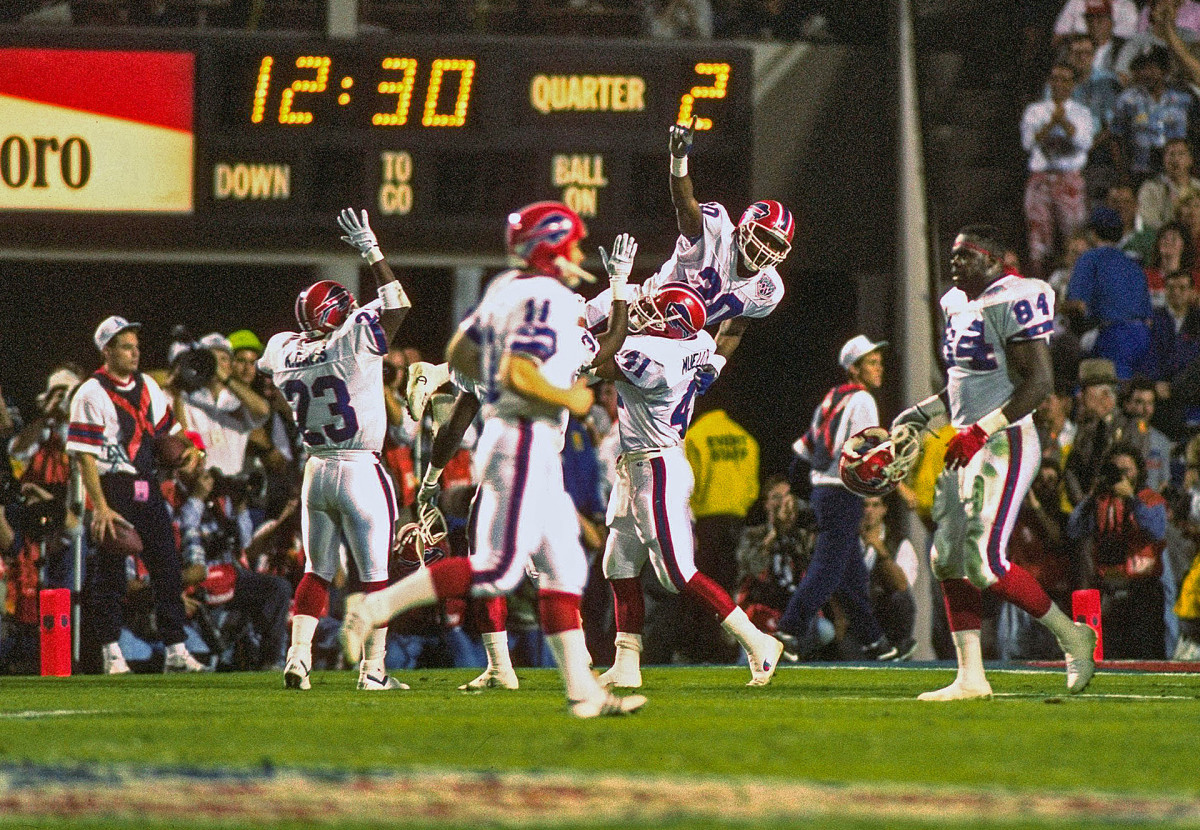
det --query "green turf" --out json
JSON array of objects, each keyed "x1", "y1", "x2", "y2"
[{"x1": 1, "y1": 665, "x2": 1198, "y2": 829}]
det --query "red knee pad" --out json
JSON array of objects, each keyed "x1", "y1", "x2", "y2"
[
  {"x1": 429, "y1": 557, "x2": 472, "y2": 599},
  {"x1": 990, "y1": 563, "x2": 1052, "y2": 618},
  {"x1": 610, "y1": 578, "x2": 645, "y2": 634},
  {"x1": 538, "y1": 590, "x2": 581, "y2": 635},
  {"x1": 941, "y1": 578, "x2": 983, "y2": 632},
  {"x1": 474, "y1": 596, "x2": 508, "y2": 633},
  {"x1": 293, "y1": 573, "x2": 330, "y2": 618},
  {"x1": 685, "y1": 572, "x2": 736, "y2": 620}
]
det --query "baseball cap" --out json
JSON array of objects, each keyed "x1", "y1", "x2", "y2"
[
  {"x1": 1079, "y1": 357, "x2": 1118, "y2": 388},
  {"x1": 228, "y1": 329, "x2": 264, "y2": 356},
  {"x1": 94, "y1": 315, "x2": 141, "y2": 351},
  {"x1": 839, "y1": 335, "x2": 888, "y2": 370},
  {"x1": 198, "y1": 332, "x2": 232, "y2": 354},
  {"x1": 1084, "y1": 0, "x2": 1112, "y2": 17}
]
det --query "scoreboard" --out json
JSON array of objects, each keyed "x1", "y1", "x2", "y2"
[{"x1": 0, "y1": 33, "x2": 754, "y2": 257}]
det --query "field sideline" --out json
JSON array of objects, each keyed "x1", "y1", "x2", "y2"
[{"x1": 2, "y1": 664, "x2": 1198, "y2": 829}]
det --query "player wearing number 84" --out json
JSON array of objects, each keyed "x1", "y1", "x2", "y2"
[{"x1": 258, "y1": 208, "x2": 413, "y2": 692}]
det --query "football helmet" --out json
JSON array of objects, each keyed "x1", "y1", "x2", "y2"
[
  {"x1": 629, "y1": 281, "x2": 707, "y2": 339},
  {"x1": 296, "y1": 280, "x2": 355, "y2": 337},
  {"x1": 393, "y1": 504, "x2": 449, "y2": 571},
  {"x1": 838, "y1": 426, "x2": 915, "y2": 497},
  {"x1": 737, "y1": 200, "x2": 794, "y2": 272},
  {"x1": 505, "y1": 201, "x2": 593, "y2": 286}
]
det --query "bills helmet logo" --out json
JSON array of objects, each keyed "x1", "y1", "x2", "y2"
[
  {"x1": 505, "y1": 201, "x2": 588, "y2": 280},
  {"x1": 838, "y1": 426, "x2": 918, "y2": 497},
  {"x1": 737, "y1": 200, "x2": 794, "y2": 272},
  {"x1": 295, "y1": 280, "x2": 355, "y2": 337},
  {"x1": 630, "y1": 281, "x2": 707, "y2": 339}
]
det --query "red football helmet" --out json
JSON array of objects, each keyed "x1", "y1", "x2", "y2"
[
  {"x1": 629, "y1": 281, "x2": 708, "y2": 339},
  {"x1": 296, "y1": 280, "x2": 355, "y2": 337},
  {"x1": 838, "y1": 426, "x2": 914, "y2": 497},
  {"x1": 393, "y1": 504, "x2": 448, "y2": 571},
  {"x1": 505, "y1": 201, "x2": 592, "y2": 285},
  {"x1": 737, "y1": 200, "x2": 794, "y2": 272}
]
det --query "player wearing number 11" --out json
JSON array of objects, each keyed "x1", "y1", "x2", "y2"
[
  {"x1": 258, "y1": 208, "x2": 412, "y2": 692},
  {"x1": 891, "y1": 224, "x2": 1096, "y2": 700}
]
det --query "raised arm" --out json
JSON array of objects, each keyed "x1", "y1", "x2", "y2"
[
  {"x1": 337, "y1": 208, "x2": 411, "y2": 342},
  {"x1": 589, "y1": 233, "x2": 636, "y2": 369},
  {"x1": 668, "y1": 118, "x2": 703, "y2": 239}
]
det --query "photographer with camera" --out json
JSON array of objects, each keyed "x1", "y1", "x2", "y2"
[
  {"x1": 170, "y1": 329, "x2": 270, "y2": 479},
  {"x1": 171, "y1": 451, "x2": 290, "y2": 671},
  {"x1": 1067, "y1": 441, "x2": 1169, "y2": 658}
]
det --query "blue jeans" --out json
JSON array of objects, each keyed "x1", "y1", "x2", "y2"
[{"x1": 778, "y1": 485, "x2": 884, "y2": 650}]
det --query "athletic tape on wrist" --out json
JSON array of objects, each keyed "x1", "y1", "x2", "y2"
[
  {"x1": 670, "y1": 156, "x2": 688, "y2": 177},
  {"x1": 423, "y1": 465, "x2": 443, "y2": 487},
  {"x1": 378, "y1": 280, "x2": 410, "y2": 309},
  {"x1": 977, "y1": 407, "x2": 1009, "y2": 436},
  {"x1": 610, "y1": 275, "x2": 628, "y2": 303},
  {"x1": 365, "y1": 246, "x2": 384, "y2": 264}
]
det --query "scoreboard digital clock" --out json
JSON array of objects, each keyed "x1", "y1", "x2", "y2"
[{"x1": 0, "y1": 33, "x2": 754, "y2": 257}]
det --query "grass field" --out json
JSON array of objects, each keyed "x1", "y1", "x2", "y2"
[{"x1": 2, "y1": 664, "x2": 1199, "y2": 829}]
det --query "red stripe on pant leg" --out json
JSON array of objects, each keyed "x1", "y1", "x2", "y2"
[
  {"x1": 474, "y1": 596, "x2": 508, "y2": 633},
  {"x1": 989, "y1": 562, "x2": 1052, "y2": 617},
  {"x1": 610, "y1": 578, "x2": 645, "y2": 634},
  {"x1": 941, "y1": 578, "x2": 983, "y2": 631},
  {"x1": 429, "y1": 557, "x2": 472, "y2": 599},
  {"x1": 360, "y1": 580, "x2": 388, "y2": 593},
  {"x1": 538, "y1": 590, "x2": 582, "y2": 635},
  {"x1": 293, "y1": 573, "x2": 330, "y2": 618},
  {"x1": 685, "y1": 572, "x2": 736, "y2": 619}
]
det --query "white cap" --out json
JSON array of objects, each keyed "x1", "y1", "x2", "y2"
[
  {"x1": 198, "y1": 332, "x2": 232, "y2": 354},
  {"x1": 45, "y1": 368, "x2": 82, "y2": 393},
  {"x1": 94, "y1": 315, "x2": 141, "y2": 351},
  {"x1": 839, "y1": 335, "x2": 888, "y2": 370}
]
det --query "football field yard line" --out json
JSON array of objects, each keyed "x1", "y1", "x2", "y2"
[{"x1": 0, "y1": 709, "x2": 108, "y2": 719}]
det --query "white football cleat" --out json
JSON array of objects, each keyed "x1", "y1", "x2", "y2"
[
  {"x1": 283, "y1": 647, "x2": 311, "y2": 691},
  {"x1": 357, "y1": 669, "x2": 410, "y2": 690},
  {"x1": 747, "y1": 635, "x2": 785, "y2": 687},
  {"x1": 458, "y1": 667, "x2": 519, "y2": 690},
  {"x1": 164, "y1": 649, "x2": 209, "y2": 673},
  {"x1": 339, "y1": 593, "x2": 370, "y2": 664},
  {"x1": 102, "y1": 647, "x2": 131, "y2": 675},
  {"x1": 570, "y1": 691, "x2": 648, "y2": 719},
  {"x1": 597, "y1": 664, "x2": 642, "y2": 689},
  {"x1": 917, "y1": 679, "x2": 993, "y2": 702},
  {"x1": 1060, "y1": 622, "x2": 1098, "y2": 694}
]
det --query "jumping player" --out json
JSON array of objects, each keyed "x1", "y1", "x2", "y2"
[
  {"x1": 592, "y1": 281, "x2": 785, "y2": 688},
  {"x1": 260, "y1": 208, "x2": 412, "y2": 692},
  {"x1": 891, "y1": 224, "x2": 1097, "y2": 700},
  {"x1": 341, "y1": 202, "x2": 646, "y2": 718}
]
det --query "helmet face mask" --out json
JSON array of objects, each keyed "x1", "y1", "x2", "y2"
[
  {"x1": 296, "y1": 280, "x2": 355, "y2": 337},
  {"x1": 737, "y1": 200, "x2": 795, "y2": 272},
  {"x1": 505, "y1": 201, "x2": 592, "y2": 286},
  {"x1": 838, "y1": 426, "x2": 912, "y2": 497},
  {"x1": 628, "y1": 281, "x2": 707, "y2": 339}
]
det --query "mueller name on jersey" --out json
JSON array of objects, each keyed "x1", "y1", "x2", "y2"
[
  {"x1": 682, "y1": 350, "x2": 711, "y2": 372},
  {"x1": 284, "y1": 344, "x2": 329, "y2": 368}
]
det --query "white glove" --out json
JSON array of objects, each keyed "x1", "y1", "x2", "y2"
[
  {"x1": 598, "y1": 233, "x2": 637, "y2": 303},
  {"x1": 337, "y1": 208, "x2": 381, "y2": 260}
]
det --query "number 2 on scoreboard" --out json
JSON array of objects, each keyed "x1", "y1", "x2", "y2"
[{"x1": 676, "y1": 62, "x2": 730, "y2": 131}]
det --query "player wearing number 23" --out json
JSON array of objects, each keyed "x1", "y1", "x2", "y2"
[
  {"x1": 258, "y1": 207, "x2": 413, "y2": 692},
  {"x1": 891, "y1": 224, "x2": 1097, "y2": 701}
]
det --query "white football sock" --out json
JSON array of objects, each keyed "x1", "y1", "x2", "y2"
[
  {"x1": 611, "y1": 632, "x2": 643, "y2": 673},
  {"x1": 952, "y1": 629, "x2": 987, "y2": 687},
  {"x1": 362, "y1": 568, "x2": 437, "y2": 627},
  {"x1": 362, "y1": 625, "x2": 388, "y2": 673},
  {"x1": 1037, "y1": 603, "x2": 1076, "y2": 642},
  {"x1": 291, "y1": 613, "x2": 318, "y2": 657},
  {"x1": 721, "y1": 606, "x2": 766, "y2": 652},
  {"x1": 482, "y1": 631, "x2": 513, "y2": 672},
  {"x1": 546, "y1": 628, "x2": 602, "y2": 702}
]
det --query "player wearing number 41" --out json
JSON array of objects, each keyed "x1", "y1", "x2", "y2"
[
  {"x1": 342, "y1": 201, "x2": 647, "y2": 718},
  {"x1": 258, "y1": 207, "x2": 412, "y2": 692},
  {"x1": 890, "y1": 224, "x2": 1097, "y2": 701}
]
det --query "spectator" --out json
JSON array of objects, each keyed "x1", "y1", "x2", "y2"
[
  {"x1": 1143, "y1": 221, "x2": 1198, "y2": 307},
  {"x1": 229, "y1": 329, "x2": 297, "y2": 518},
  {"x1": 1137, "y1": 139, "x2": 1200, "y2": 232},
  {"x1": 1110, "y1": 45, "x2": 1198, "y2": 186},
  {"x1": 1023, "y1": 61, "x2": 1097, "y2": 280},
  {"x1": 177, "y1": 333, "x2": 270, "y2": 477},
  {"x1": 1065, "y1": 206, "x2": 1153, "y2": 379},
  {"x1": 1115, "y1": 376, "x2": 1174, "y2": 491},
  {"x1": 1036, "y1": 389, "x2": 1078, "y2": 470},
  {"x1": 67, "y1": 316, "x2": 206, "y2": 674},
  {"x1": 1137, "y1": 0, "x2": 1200, "y2": 35},
  {"x1": 734, "y1": 475, "x2": 816, "y2": 638},
  {"x1": 858, "y1": 496, "x2": 918, "y2": 660},
  {"x1": 1048, "y1": 229, "x2": 1094, "y2": 308},
  {"x1": 1147, "y1": 269, "x2": 1200, "y2": 439},
  {"x1": 1068, "y1": 441, "x2": 1169, "y2": 658},
  {"x1": 1065, "y1": 358, "x2": 1122, "y2": 504},
  {"x1": 645, "y1": 0, "x2": 713, "y2": 38},
  {"x1": 1114, "y1": 0, "x2": 1200, "y2": 83},
  {"x1": 171, "y1": 454, "x2": 291, "y2": 670},
  {"x1": 1055, "y1": 0, "x2": 1138, "y2": 43}
]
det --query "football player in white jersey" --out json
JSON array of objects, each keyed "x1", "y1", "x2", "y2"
[
  {"x1": 341, "y1": 202, "x2": 647, "y2": 718},
  {"x1": 591, "y1": 282, "x2": 785, "y2": 689},
  {"x1": 259, "y1": 208, "x2": 412, "y2": 692},
  {"x1": 889, "y1": 224, "x2": 1097, "y2": 700}
]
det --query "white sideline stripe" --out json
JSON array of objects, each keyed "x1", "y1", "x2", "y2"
[
  {"x1": 817, "y1": 693, "x2": 1198, "y2": 702},
  {"x1": 778, "y1": 664, "x2": 1200, "y2": 679},
  {"x1": 0, "y1": 709, "x2": 106, "y2": 720}
]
